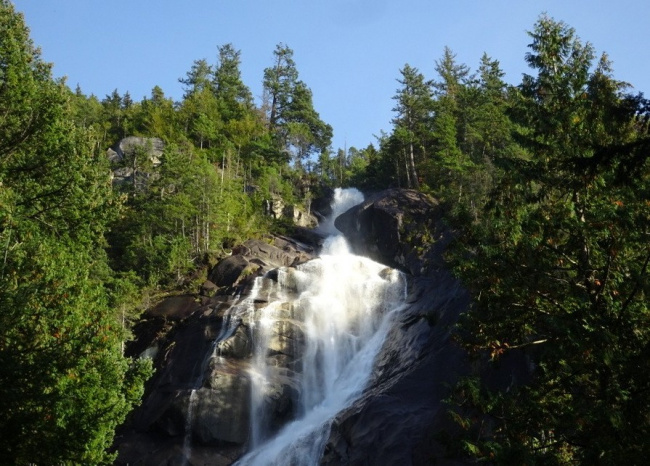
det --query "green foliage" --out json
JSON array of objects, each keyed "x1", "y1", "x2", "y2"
[
  {"x1": 351, "y1": 47, "x2": 515, "y2": 213},
  {"x1": 138, "y1": 86, "x2": 181, "y2": 142},
  {"x1": 0, "y1": 238, "x2": 152, "y2": 465},
  {"x1": 449, "y1": 14, "x2": 650, "y2": 464},
  {"x1": 263, "y1": 44, "x2": 333, "y2": 164},
  {"x1": 95, "y1": 41, "x2": 330, "y2": 288},
  {"x1": 6, "y1": 3, "x2": 649, "y2": 464},
  {"x1": 0, "y1": 2, "x2": 152, "y2": 463},
  {"x1": 214, "y1": 43, "x2": 254, "y2": 121}
]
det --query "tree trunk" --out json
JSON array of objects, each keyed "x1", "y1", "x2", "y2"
[
  {"x1": 403, "y1": 149, "x2": 412, "y2": 188},
  {"x1": 408, "y1": 142, "x2": 420, "y2": 189}
]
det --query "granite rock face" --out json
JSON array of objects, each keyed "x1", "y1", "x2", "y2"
[
  {"x1": 115, "y1": 234, "x2": 318, "y2": 465},
  {"x1": 116, "y1": 189, "x2": 472, "y2": 465},
  {"x1": 324, "y1": 188, "x2": 470, "y2": 465},
  {"x1": 107, "y1": 136, "x2": 164, "y2": 186},
  {"x1": 334, "y1": 189, "x2": 445, "y2": 276}
]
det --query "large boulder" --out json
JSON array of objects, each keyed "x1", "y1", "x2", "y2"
[
  {"x1": 321, "y1": 188, "x2": 470, "y2": 464},
  {"x1": 108, "y1": 136, "x2": 164, "y2": 186},
  {"x1": 207, "y1": 237, "x2": 316, "y2": 295},
  {"x1": 111, "y1": 136, "x2": 164, "y2": 166},
  {"x1": 334, "y1": 189, "x2": 445, "y2": 277},
  {"x1": 208, "y1": 254, "x2": 251, "y2": 288}
]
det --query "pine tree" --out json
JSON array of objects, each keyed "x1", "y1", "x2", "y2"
[
  {"x1": 391, "y1": 64, "x2": 434, "y2": 189},
  {"x1": 0, "y1": 2, "x2": 151, "y2": 462},
  {"x1": 451, "y1": 15, "x2": 650, "y2": 464}
]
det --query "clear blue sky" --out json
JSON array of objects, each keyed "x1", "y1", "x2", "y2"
[{"x1": 12, "y1": 0, "x2": 650, "y2": 152}]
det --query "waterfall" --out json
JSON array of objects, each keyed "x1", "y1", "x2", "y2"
[
  {"x1": 315, "y1": 187, "x2": 366, "y2": 236},
  {"x1": 236, "y1": 188, "x2": 407, "y2": 465},
  {"x1": 181, "y1": 389, "x2": 198, "y2": 465}
]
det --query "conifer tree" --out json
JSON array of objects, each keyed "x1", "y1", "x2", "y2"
[
  {"x1": 391, "y1": 64, "x2": 434, "y2": 189},
  {"x1": 451, "y1": 15, "x2": 650, "y2": 463},
  {"x1": 213, "y1": 43, "x2": 254, "y2": 121},
  {"x1": 0, "y1": 2, "x2": 151, "y2": 463}
]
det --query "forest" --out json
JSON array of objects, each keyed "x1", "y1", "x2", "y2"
[{"x1": 0, "y1": 0, "x2": 648, "y2": 463}]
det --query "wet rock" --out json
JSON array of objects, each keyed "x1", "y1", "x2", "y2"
[
  {"x1": 319, "y1": 188, "x2": 471, "y2": 465},
  {"x1": 117, "y1": 188, "x2": 471, "y2": 465},
  {"x1": 194, "y1": 374, "x2": 251, "y2": 444},
  {"x1": 116, "y1": 232, "x2": 318, "y2": 464},
  {"x1": 216, "y1": 323, "x2": 251, "y2": 358}
]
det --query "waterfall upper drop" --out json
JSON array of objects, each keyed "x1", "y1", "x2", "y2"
[
  {"x1": 315, "y1": 187, "x2": 364, "y2": 236},
  {"x1": 236, "y1": 188, "x2": 407, "y2": 465}
]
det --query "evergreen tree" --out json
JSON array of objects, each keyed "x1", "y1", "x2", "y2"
[
  {"x1": 102, "y1": 88, "x2": 127, "y2": 141},
  {"x1": 263, "y1": 43, "x2": 299, "y2": 131},
  {"x1": 139, "y1": 85, "x2": 180, "y2": 141},
  {"x1": 263, "y1": 44, "x2": 332, "y2": 165},
  {"x1": 179, "y1": 58, "x2": 213, "y2": 98},
  {"x1": 284, "y1": 80, "x2": 333, "y2": 163},
  {"x1": 391, "y1": 63, "x2": 434, "y2": 189},
  {"x1": 0, "y1": 2, "x2": 151, "y2": 463},
  {"x1": 429, "y1": 47, "x2": 473, "y2": 202},
  {"x1": 213, "y1": 43, "x2": 254, "y2": 121},
  {"x1": 450, "y1": 15, "x2": 650, "y2": 464}
]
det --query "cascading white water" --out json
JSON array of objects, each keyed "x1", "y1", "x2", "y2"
[
  {"x1": 181, "y1": 389, "x2": 197, "y2": 464},
  {"x1": 315, "y1": 187, "x2": 367, "y2": 236},
  {"x1": 236, "y1": 188, "x2": 407, "y2": 465}
]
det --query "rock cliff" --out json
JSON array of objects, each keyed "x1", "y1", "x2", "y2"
[
  {"x1": 115, "y1": 188, "x2": 470, "y2": 465},
  {"x1": 325, "y1": 189, "x2": 469, "y2": 464}
]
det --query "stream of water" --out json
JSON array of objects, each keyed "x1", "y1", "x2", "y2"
[{"x1": 234, "y1": 188, "x2": 408, "y2": 465}]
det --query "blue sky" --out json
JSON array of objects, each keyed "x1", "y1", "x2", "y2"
[{"x1": 13, "y1": 0, "x2": 650, "y2": 152}]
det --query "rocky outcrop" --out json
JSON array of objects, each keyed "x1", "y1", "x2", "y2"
[
  {"x1": 108, "y1": 136, "x2": 164, "y2": 186},
  {"x1": 334, "y1": 188, "x2": 445, "y2": 276},
  {"x1": 116, "y1": 188, "x2": 470, "y2": 465},
  {"x1": 324, "y1": 188, "x2": 470, "y2": 465},
  {"x1": 264, "y1": 195, "x2": 319, "y2": 228},
  {"x1": 109, "y1": 136, "x2": 164, "y2": 165},
  {"x1": 115, "y1": 234, "x2": 318, "y2": 465},
  {"x1": 206, "y1": 237, "x2": 316, "y2": 294}
]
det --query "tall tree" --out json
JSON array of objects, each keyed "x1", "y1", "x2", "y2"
[
  {"x1": 139, "y1": 85, "x2": 179, "y2": 141},
  {"x1": 450, "y1": 15, "x2": 650, "y2": 464},
  {"x1": 179, "y1": 58, "x2": 213, "y2": 98},
  {"x1": 0, "y1": 2, "x2": 151, "y2": 463},
  {"x1": 102, "y1": 88, "x2": 127, "y2": 141},
  {"x1": 262, "y1": 44, "x2": 332, "y2": 164},
  {"x1": 429, "y1": 47, "x2": 473, "y2": 202},
  {"x1": 179, "y1": 59, "x2": 222, "y2": 150},
  {"x1": 284, "y1": 80, "x2": 333, "y2": 163},
  {"x1": 391, "y1": 63, "x2": 433, "y2": 189},
  {"x1": 213, "y1": 43, "x2": 254, "y2": 121},
  {"x1": 263, "y1": 43, "x2": 299, "y2": 131}
]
